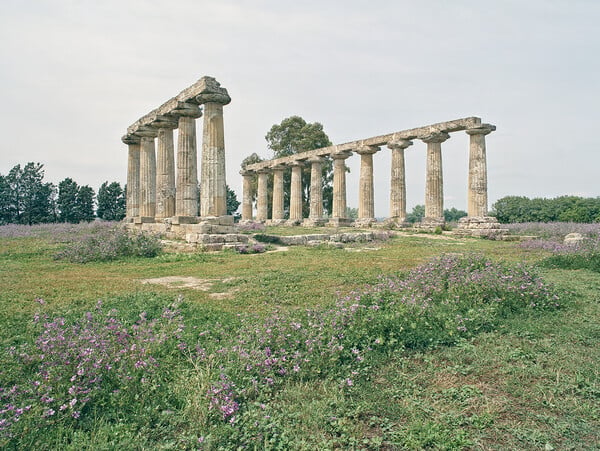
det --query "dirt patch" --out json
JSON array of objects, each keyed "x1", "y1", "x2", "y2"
[{"x1": 140, "y1": 276, "x2": 239, "y2": 299}]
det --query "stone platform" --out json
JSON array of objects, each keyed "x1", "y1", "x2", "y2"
[{"x1": 453, "y1": 216, "x2": 508, "y2": 239}]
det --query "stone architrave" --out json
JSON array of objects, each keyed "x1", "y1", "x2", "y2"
[
  {"x1": 123, "y1": 136, "x2": 141, "y2": 220},
  {"x1": 271, "y1": 165, "x2": 286, "y2": 223},
  {"x1": 196, "y1": 82, "x2": 231, "y2": 218},
  {"x1": 139, "y1": 134, "x2": 157, "y2": 219},
  {"x1": 240, "y1": 170, "x2": 254, "y2": 221},
  {"x1": 329, "y1": 151, "x2": 352, "y2": 227},
  {"x1": 465, "y1": 125, "x2": 495, "y2": 218},
  {"x1": 288, "y1": 161, "x2": 304, "y2": 224},
  {"x1": 173, "y1": 103, "x2": 202, "y2": 219},
  {"x1": 422, "y1": 132, "x2": 450, "y2": 225},
  {"x1": 355, "y1": 144, "x2": 380, "y2": 226},
  {"x1": 305, "y1": 156, "x2": 326, "y2": 226},
  {"x1": 153, "y1": 116, "x2": 178, "y2": 220},
  {"x1": 387, "y1": 139, "x2": 412, "y2": 225},
  {"x1": 256, "y1": 169, "x2": 270, "y2": 222}
]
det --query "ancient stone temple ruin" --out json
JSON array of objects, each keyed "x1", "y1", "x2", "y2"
[
  {"x1": 242, "y1": 117, "x2": 505, "y2": 237},
  {"x1": 122, "y1": 77, "x2": 504, "y2": 242},
  {"x1": 122, "y1": 76, "x2": 249, "y2": 249}
]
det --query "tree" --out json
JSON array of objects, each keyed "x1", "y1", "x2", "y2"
[
  {"x1": 265, "y1": 116, "x2": 333, "y2": 217},
  {"x1": 444, "y1": 207, "x2": 467, "y2": 222},
  {"x1": 0, "y1": 163, "x2": 55, "y2": 224},
  {"x1": 58, "y1": 178, "x2": 80, "y2": 223},
  {"x1": 77, "y1": 185, "x2": 95, "y2": 222},
  {"x1": 226, "y1": 184, "x2": 241, "y2": 218},
  {"x1": 406, "y1": 205, "x2": 425, "y2": 223},
  {"x1": 97, "y1": 181, "x2": 126, "y2": 221}
]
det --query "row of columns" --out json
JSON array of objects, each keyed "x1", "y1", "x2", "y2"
[
  {"x1": 124, "y1": 96, "x2": 230, "y2": 222},
  {"x1": 241, "y1": 125, "x2": 494, "y2": 225}
]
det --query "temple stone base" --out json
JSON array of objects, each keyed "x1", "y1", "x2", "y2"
[
  {"x1": 266, "y1": 219, "x2": 288, "y2": 226},
  {"x1": 327, "y1": 217, "x2": 354, "y2": 227},
  {"x1": 416, "y1": 217, "x2": 445, "y2": 230},
  {"x1": 286, "y1": 219, "x2": 302, "y2": 226},
  {"x1": 354, "y1": 218, "x2": 377, "y2": 228},
  {"x1": 383, "y1": 217, "x2": 410, "y2": 229},
  {"x1": 303, "y1": 218, "x2": 328, "y2": 227},
  {"x1": 454, "y1": 216, "x2": 508, "y2": 239},
  {"x1": 134, "y1": 216, "x2": 156, "y2": 224},
  {"x1": 171, "y1": 216, "x2": 199, "y2": 225}
]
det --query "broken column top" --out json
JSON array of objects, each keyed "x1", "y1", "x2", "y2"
[{"x1": 122, "y1": 76, "x2": 231, "y2": 144}]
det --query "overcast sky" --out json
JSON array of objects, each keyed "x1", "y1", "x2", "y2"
[{"x1": 1, "y1": 0, "x2": 599, "y2": 216}]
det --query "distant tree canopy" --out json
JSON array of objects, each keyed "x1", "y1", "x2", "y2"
[
  {"x1": 0, "y1": 162, "x2": 125, "y2": 225},
  {"x1": 226, "y1": 184, "x2": 240, "y2": 218},
  {"x1": 491, "y1": 195, "x2": 600, "y2": 223},
  {"x1": 405, "y1": 205, "x2": 467, "y2": 224}
]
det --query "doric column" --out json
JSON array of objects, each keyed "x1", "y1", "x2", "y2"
[
  {"x1": 240, "y1": 170, "x2": 254, "y2": 221},
  {"x1": 307, "y1": 156, "x2": 325, "y2": 224},
  {"x1": 288, "y1": 161, "x2": 304, "y2": 224},
  {"x1": 466, "y1": 125, "x2": 495, "y2": 217},
  {"x1": 387, "y1": 139, "x2": 413, "y2": 224},
  {"x1": 271, "y1": 165, "x2": 286, "y2": 223},
  {"x1": 356, "y1": 144, "x2": 380, "y2": 226},
  {"x1": 256, "y1": 168, "x2": 270, "y2": 222},
  {"x1": 123, "y1": 136, "x2": 141, "y2": 220},
  {"x1": 153, "y1": 116, "x2": 178, "y2": 220},
  {"x1": 174, "y1": 103, "x2": 203, "y2": 219},
  {"x1": 422, "y1": 132, "x2": 450, "y2": 224},
  {"x1": 139, "y1": 133, "x2": 157, "y2": 219},
  {"x1": 196, "y1": 86, "x2": 231, "y2": 218},
  {"x1": 329, "y1": 151, "x2": 352, "y2": 226}
]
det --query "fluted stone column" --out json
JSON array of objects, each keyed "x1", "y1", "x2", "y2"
[
  {"x1": 240, "y1": 170, "x2": 254, "y2": 221},
  {"x1": 139, "y1": 135, "x2": 157, "y2": 219},
  {"x1": 466, "y1": 125, "x2": 495, "y2": 217},
  {"x1": 196, "y1": 89, "x2": 231, "y2": 218},
  {"x1": 329, "y1": 151, "x2": 352, "y2": 227},
  {"x1": 288, "y1": 161, "x2": 304, "y2": 225},
  {"x1": 422, "y1": 132, "x2": 450, "y2": 225},
  {"x1": 123, "y1": 137, "x2": 141, "y2": 220},
  {"x1": 305, "y1": 156, "x2": 326, "y2": 226},
  {"x1": 387, "y1": 139, "x2": 412, "y2": 226},
  {"x1": 155, "y1": 122, "x2": 177, "y2": 220},
  {"x1": 356, "y1": 145, "x2": 380, "y2": 227},
  {"x1": 271, "y1": 165, "x2": 286, "y2": 223},
  {"x1": 174, "y1": 103, "x2": 202, "y2": 220},
  {"x1": 256, "y1": 169, "x2": 270, "y2": 222}
]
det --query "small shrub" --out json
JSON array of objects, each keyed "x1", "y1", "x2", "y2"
[
  {"x1": 54, "y1": 227, "x2": 162, "y2": 263},
  {"x1": 235, "y1": 243, "x2": 266, "y2": 254}
]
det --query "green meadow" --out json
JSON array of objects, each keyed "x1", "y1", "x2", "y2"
[{"x1": 0, "y1": 224, "x2": 598, "y2": 449}]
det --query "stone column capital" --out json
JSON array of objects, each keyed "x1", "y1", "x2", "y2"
[
  {"x1": 422, "y1": 132, "x2": 450, "y2": 144},
  {"x1": 387, "y1": 139, "x2": 413, "y2": 150},
  {"x1": 257, "y1": 167, "x2": 271, "y2": 174},
  {"x1": 307, "y1": 156, "x2": 325, "y2": 164},
  {"x1": 240, "y1": 169, "x2": 255, "y2": 177},
  {"x1": 195, "y1": 78, "x2": 231, "y2": 105},
  {"x1": 171, "y1": 102, "x2": 203, "y2": 119},
  {"x1": 271, "y1": 164, "x2": 286, "y2": 172},
  {"x1": 466, "y1": 124, "x2": 496, "y2": 136},
  {"x1": 122, "y1": 135, "x2": 141, "y2": 145},
  {"x1": 331, "y1": 150, "x2": 352, "y2": 160},
  {"x1": 136, "y1": 126, "x2": 159, "y2": 138},
  {"x1": 149, "y1": 115, "x2": 179, "y2": 130},
  {"x1": 356, "y1": 144, "x2": 380, "y2": 155},
  {"x1": 290, "y1": 160, "x2": 305, "y2": 167}
]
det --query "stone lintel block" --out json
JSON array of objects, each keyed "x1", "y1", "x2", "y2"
[
  {"x1": 328, "y1": 218, "x2": 354, "y2": 228},
  {"x1": 172, "y1": 216, "x2": 199, "y2": 225},
  {"x1": 212, "y1": 225, "x2": 236, "y2": 234},
  {"x1": 185, "y1": 233, "x2": 199, "y2": 243},
  {"x1": 199, "y1": 215, "x2": 234, "y2": 226},
  {"x1": 302, "y1": 218, "x2": 328, "y2": 227},
  {"x1": 186, "y1": 224, "x2": 213, "y2": 234},
  {"x1": 354, "y1": 218, "x2": 378, "y2": 228}
]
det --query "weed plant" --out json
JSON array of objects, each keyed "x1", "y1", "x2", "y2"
[
  {"x1": 54, "y1": 227, "x2": 163, "y2": 263},
  {"x1": 0, "y1": 253, "x2": 564, "y2": 448}
]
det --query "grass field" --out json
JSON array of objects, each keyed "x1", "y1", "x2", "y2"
[{"x1": 0, "y1": 223, "x2": 598, "y2": 449}]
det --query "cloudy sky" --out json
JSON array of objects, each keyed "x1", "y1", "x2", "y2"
[{"x1": 1, "y1": 0, "x2": 598, "y2": 216}]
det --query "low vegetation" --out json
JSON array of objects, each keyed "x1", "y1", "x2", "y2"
[{"x1": 0, "y1": 223, "x2": 598, "y2": 449}]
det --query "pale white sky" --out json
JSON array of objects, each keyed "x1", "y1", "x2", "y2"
[{"x1": 1, "y1": 0, "x2": 598, "y2": 216}]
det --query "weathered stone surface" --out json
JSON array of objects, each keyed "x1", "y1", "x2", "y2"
[
  {"x1": 564, "y1": 232, "x2": 585, "y2": 245},
  {"x1": 201, "y1": 101, "x2": 227, "y2": 217},
  {"x1": 289, "y1": 162, "x2": 304, "y2": 222},
  {"x1": 244, "y1": 117, "x2": 483, "y2": 172},
  {"x1": 256, "y1": 169, "x2": 269, "y2": 222},
  {"x1": 466, "y1": 125, "x2": 495, "y2": 217},
  {"x1": 388, "y1": 139, "x2": 412, "y2": 222}
]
